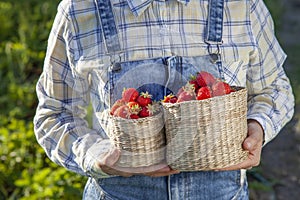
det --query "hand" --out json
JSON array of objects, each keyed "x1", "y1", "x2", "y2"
[
  {"x1": 96, "y1": 148, "x2": 180, "y2": 177},
  {"x1": 217, "y1": 119, "x2": 264, "y2": 171}
]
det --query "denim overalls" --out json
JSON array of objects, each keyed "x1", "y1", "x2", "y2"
[{"x1": 82, "y1": 0, "x2": 249, "y2": 199}]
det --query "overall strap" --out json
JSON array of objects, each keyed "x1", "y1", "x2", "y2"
[
  {"x1": 94, "y1": 0, "x2": 121, "y2": 54},
  {"x1": 205, "y1": 0, "x2": 224, "y2": 45},
  {"x1": 205, "y1": 0, "x2": 225, "y2": 78}
]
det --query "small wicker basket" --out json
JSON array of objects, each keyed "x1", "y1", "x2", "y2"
[
  {"x1": 106, "y1": 110, "x2": 166, "y2": 168},
  {"x1": 162, "y1": 86, "x2": 248, "y2": 171}
]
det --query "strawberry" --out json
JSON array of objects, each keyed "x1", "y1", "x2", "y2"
[
  {"x1": 127, "y1": 101, "x2": 142, "y2": 114},
  {"x1": 169, "y1": 96, "x2": 178, "y2": 103},
  {"x1": 176, "y1": 87, "x2": 185, "y2": 97},
  {"x1": 110, "y1": 99, "x2": 125, "y2": 115},
  {"x1": 196, "y1": 86, "x2": 212, "y2": 100},
  {"x1": 129, "y1": 114, "x2": 140, "y2": 119},
  {"x1": 122, "y1": 88, "x2": 139, "y2": 102},
  {"x1": 176, "y1": 83, "x2": 196, "y2": 103},
  {"x1": 211, "y1": 81, "x2": 231, "y2": 96},
  {"x1": 189, "y1": 75, "x2": 200, "y2": 92},
  {"x1": 196, "y1": 71, "x2": 216, "y2": 87},
  {"x1": 162, "y1": 94, "x2": 178, "y2": 103},
  {"x1": 139, "y1": 103, "x2": 159, "y2": 118},
  {"x1": 139, "y1": 106, "x2": 150, "y2": 118},
  {"x1": 136, "y1": 91, "x2": 152, "y2": 107},
  {"x1": 113, "y1": 105, "x2": 130, "y2": 119},
  {"x1": 177, "y1": 91, "x2": 196, "y2": 102}
]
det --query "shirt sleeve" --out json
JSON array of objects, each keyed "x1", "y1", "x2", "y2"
[
  {"x1": 33, "y1": 2, "x2": 113, "y2": 178},
  {"x1": 247, "y1": 0, "x2": 295, "y2": 144}
]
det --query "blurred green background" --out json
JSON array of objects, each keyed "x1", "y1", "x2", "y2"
[{"x1": 0, "y1": 0, "x2": 299, "y2": 199}]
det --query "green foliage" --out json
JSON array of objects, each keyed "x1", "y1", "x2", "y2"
[
  {"x1": 0, "y1": 118, "x2": 86, "y2": 199},
  {"x1": 0, "y1": 0, "x2": 87, "y2": 199}
]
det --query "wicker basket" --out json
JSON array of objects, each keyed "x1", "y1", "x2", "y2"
[
  {"x1": 106, "y1": 110, "x2": 166, "y2": 168},
  {"x1": 162, "y1": 87, "x2": 248, "y2": 171}
]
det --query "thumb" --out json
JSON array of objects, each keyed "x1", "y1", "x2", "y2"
[
  {"x1": 243, "y1": 136, "x2": 257, "y2": 151},
  {"x1": 243, "y1": 120, "x2": 264, "y2": 151}
]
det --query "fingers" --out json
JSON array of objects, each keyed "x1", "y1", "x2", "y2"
[
  {"x1": 112, "y1": 163, "x2": 180, "y2": 177},
  {"x1": 216, "y1": 156, "x2": 253, "y2": 171},
  {"x1": 99, "y1": 159, "x2": 180, "y2": 177},
  {"x1": 97, "y1": 150, "x2": 179, "y2": 177},
  {"x1": 143, "y1": 166, "x2": 180, "y2": 177},
  {"x1": 243, "y1": 135, "x2": 257, "y2": 152},
  {"x1": 100, "y1": 165, "x2": 134, "y2": 177},
  {"x1": 244, "y1": 120, "x2": 264, "y2": 151}
]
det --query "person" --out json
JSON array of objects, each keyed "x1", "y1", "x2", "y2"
[{"x1": 34, "y1": 0, "x2": 295, "y2": 199}]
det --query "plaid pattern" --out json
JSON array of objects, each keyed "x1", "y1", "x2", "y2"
[{"x1": 34, "y1": 0, "x2": 294, "y2": 177}]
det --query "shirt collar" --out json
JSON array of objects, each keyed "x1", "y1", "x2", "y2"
[{"x1": 127, "y1": 0, "x2": 190, "y2": 17}]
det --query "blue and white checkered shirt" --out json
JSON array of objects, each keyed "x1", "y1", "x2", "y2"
[{"x1": 34, "y1": 0, "x2": 294, "y2": 177}]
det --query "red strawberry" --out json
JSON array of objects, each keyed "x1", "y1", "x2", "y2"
[
  {"x1": 189, "y1": 75, "x2": 199, "y2": 92},
  {"x1": 122, "y1": 88, "x2": 139, "y2": 102},
  {"x1": 162, "y1": 94, "x2": 177, "y2": 103},
  {"x1": 212, "y1": 81, "x2": 231, "y2": 96},
  {"x1": 169, "y1": 96, "x2": 178, "y2": 103},
  {"x1": 196, "y1": 71, "x2": 216, "y2": 87},
  {"x1": 139, "y1": 106, "x2": 150, "y2": 118},
  {"x1": 113, "y1": 105, "x2": 130, "y2": 118},
  {"x1": 110, "y1": 99, "x2": 125, "y2": 115},
  {"x1": 127, "y1": 101, "x2": 142, "y2": 114},
  {"x1": 129, "y1": 114, "x2": 140, "y2": 119},
  {"x1": 176, "y1": 83, "x2": 196, "y2": 103},
  {"x1": 196, "y1": 86, "x2": 212, "y2": 100},
  {"x1": 176, "y1": 87, "x2": 185, "y2": 97},
  {"x1": 177, "y1": 92, "x2": 196, "y2": 103},
  {"x1": 137, "y1": 91, "x2": 152, "y2": 107},
  {"x1": 139, "y1": 103, "x2": 159, "y2": 118}
]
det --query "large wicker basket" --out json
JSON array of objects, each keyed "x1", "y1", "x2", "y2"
[
  {"x1": 162, "y1": 87, "x2": 248, "y2": 171},
  {"x1": 106, "y1": 110, "x2": 166, "y2": 168}
]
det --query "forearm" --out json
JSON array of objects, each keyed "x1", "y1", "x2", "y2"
[{"x1": 34, "y1": 73, "x2": 113, "y2": 178}]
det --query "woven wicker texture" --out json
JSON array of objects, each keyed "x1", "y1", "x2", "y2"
[
  {"x1": 107, "y1": 111, "x2": 166, "y2": 167},
  {"x1": 162, "y1": 87, "x2": 248, "y2": 171}
]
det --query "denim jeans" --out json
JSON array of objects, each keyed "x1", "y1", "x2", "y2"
[{"x1": 83, "y1": 170, "x2": 248, "y2": 200}]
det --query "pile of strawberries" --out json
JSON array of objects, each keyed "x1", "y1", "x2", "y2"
[
  {"x1": 110, "y1": 88, "x2": 159, "y2": 119},
  {"x1": 162, "y1": 71, "x2": 235, "y2": 103},
  {"x1": 110, "y1": 71, "x2": 235, "y2": 118}
]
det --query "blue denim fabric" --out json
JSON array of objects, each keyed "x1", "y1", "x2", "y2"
[
  {"x1": 107, "y1": 55, "x2": 221, "y2": 104},
  {"x1": 205, "y1": 0, "x2": 224, "y2": 44},
  {"x1": 95, "y1": 0, "x2": 121, "y2": 53},
  {"x1": 84, "y1": 0, "x2": 249, "y2": 199},
  {"x1": 83, "y1": 170, "x2": 248, "y2": 200}
]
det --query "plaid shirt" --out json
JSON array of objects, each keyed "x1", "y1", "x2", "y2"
[{"x1": 34, "y1": 0, "x2": 294, "y2": 177}]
